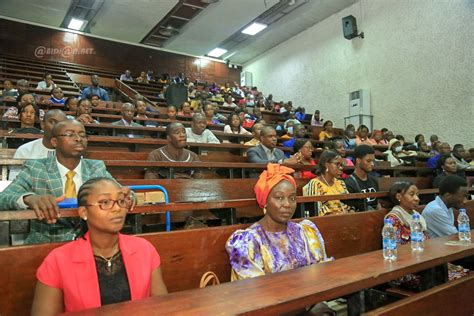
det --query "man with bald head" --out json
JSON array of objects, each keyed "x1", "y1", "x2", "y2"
[
  {"x1": 0, "y1": 120, "x2": 114, "y2": 244},
  {"x1": 9, "y1": 109, "x2": 68, "y2": 180},
  {"x1": 185, "y1": 113, "x2": 220, "y2": 143},
  {"x1": 145, "y1": 122, "x2": 200, "y2": 179},
  {"x1": 247, "y1": 126, "x2": 298, "y2": 164},
  {"x1": 111, "y1": 103, "x2": 144, "y2": 138},
  {"x1": 80, "y1": 74, "x2": 109, "y2": 101}
]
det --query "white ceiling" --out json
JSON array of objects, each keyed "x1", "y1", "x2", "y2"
[{"x1": 0, "y1": 0, "x2": 357, "y2": 64}]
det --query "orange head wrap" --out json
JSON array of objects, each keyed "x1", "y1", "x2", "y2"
[{"x1": 254, "y1": 164, "x2": 297, "y2": 209}]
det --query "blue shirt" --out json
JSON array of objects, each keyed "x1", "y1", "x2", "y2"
[
  {"x1": 422, "y1": 196, "x2": 458, "y2": 238},
  {"x1": 427, "y1": 153, "x2": 441, "y2": 169},
  {"x1": 282, "y1": 137, "x2": 296, "y2": 158},
  {"x1": 295, "y1": 112, "x2": 306, "y2": 121},
  {"x1": 80, "y1": 86, "x2": 109, "y2": 101}
]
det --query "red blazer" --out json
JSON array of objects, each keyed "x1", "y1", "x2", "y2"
[{"x1": 37, "y1": 232, "x2": 160, "y2": 312}]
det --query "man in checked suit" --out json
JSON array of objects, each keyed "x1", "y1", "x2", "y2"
[{"x1": 0, "y1": 120, "x2": 114, "y2": 244}]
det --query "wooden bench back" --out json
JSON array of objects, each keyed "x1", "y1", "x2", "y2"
[{"x1": 0, "y1": 211, "x2": 386, "y2": 316}]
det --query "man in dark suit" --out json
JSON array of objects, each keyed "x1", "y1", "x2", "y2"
[
  {"x1": 0, "y1": 120, "x2": 117, "y2": 244},
  {"x1": 247, "y1": 126, "x2": 298, "y2": 164}
]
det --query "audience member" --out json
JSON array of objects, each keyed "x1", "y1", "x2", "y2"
[
  {"x1": 370, "y1": 130, "x2": 386, "y2": 145},
  {"x1": 293, "y1": 139, "x2": 316, "y2": 179},
  {"x1": 65, "y1": 97, "x2": 78, "y2": 113},
  {"x1": 319, "y1": 120, "x2": 334, "y2": 141},
  {"x1": 344, "y1": 145, "x2": 380, "y2": 211},
  {"x1": 9, "y1": 109, "x2": 67, "y2": 180},
  {"x1": 226, "y1": 164, "x2": 330, "y2": 281},
  {"x1": 36, "y1": 73, "x2": 56, "y2": 91},
  {"x1": 386, "y1": 138, "x2": 416, "y2": 167},
  {"x1": 136, "y1": 71, "x2": 149, "y2": 84},
  {"x1": 3, "y1": 92, "x2": 36, "y2": 119},
  {"x1": 295, "y1": 107, "x2": 306, "y2": 121},
  {"x1": 145, "y1": 123, "x2": 200, "y2": 179},
  {"x1": 135, "y1": 100, "x2": 157, "y2": 127},
  {"x1": 111, "y1": 103, "x2": 144, "y2": 138},
  {"x1": 185, "y1": 113, "x2": 220, "y2": 143},
  {"x1": 302, "y1": 150, "x2": 354, "y2": 216},
  {"x1": 244, "y1": 123, "x2": 263, "y2": 147},
  {"x1": 177, "y1": 101, "x2": 193, "y2": 117},
  {"x1": 223, "y1": 95, "x2": 237, "y2": 108},
  {"x1": 385, "y1": 181, "x2": 428, "y2": 291},
  {"x1": 31, "y1": 177, "x2": 167, "y2": 314},
  {"x1": 470, "y1": 148, "x2": 474, "y2": 166},
  {"x1": 332, "y1": 140, "x2": 354, "y2": 179},
  {"x1": 427, "y1": 134, "x2": 439, "y2": 147},
  {"x1": 0, "y1": 120, "x2": 114, "y2": 243},
  {"x1": 223, "y1": 112, "x2": 251, "y2": 142},
  {"x1": 282, "y1": 124, "x2": 306, "y2": 150},
  {"x1": 203, "y1": 102, "x2": 224, "y2": 125},
  {"x1": 355, "y1": 125, "x2": 372, "y2": 145},
  {"x1": 247, "y1": 126, "x2": 297, "y2": 164},
  {"x1": 14, "y1": 103, "x2": 42, "y2": 134},
  {"x1": 166, "y1": 105, "x2": 177, "y2": 121},
  {"x1": 452, "y1": 144, "x2": 471, "y2": 171},
  {"x1": 75, "y1": 99, "x2": 99, "y2": 124},
  {"x1": 90, "y1": 94, "x2": 101, "y2": 108},
  {"x1": 427, "y1": 142, "x2": 451, "y2": 169},
  {"x1": 119, "y1": 69, "x2": 133, "y2": 82},
  {"x1": 80, "y1": 75, "x2": 109, "y2": 101},
  {"x1": 342, "y1": 128, "x2": 356, "y2": 150},
  {"x1": 423, "y1": 175, "x2": 468, "y2": 238},
  {"x1": 1, "y1": 79, "x2": 18, "y2": 102},
  {"x1": 416, "y1": 141, "x2": 433, "y2": 159},
  {"x1": 49, "y1": 87, "x2": 65, "y2": 105},
  {"x1": 433, "y1": 155, "x2": 460, "y2": 188},
  {"x1": 310, "y1": 110, "x2": 323, "y2": 126}
]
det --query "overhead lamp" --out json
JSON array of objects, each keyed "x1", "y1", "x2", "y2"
[
  {"x1": 68, "y1": 18, "x2": 86, "y2": 30},
  {"x1": 241, "y1": 22, "x2": 267, "y2": 35},
  {"x1": 207, "y1": 48, "x2": 228, "y2": 58}
]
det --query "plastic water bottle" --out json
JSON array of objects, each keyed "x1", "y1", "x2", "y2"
[
  {"x1": 458, "y1": 209, "x2": 471, "y2": 242},
  {"x1": 382, "y1": 218, "x2": 397, "y2": 260},
  {"x1": 410, "y1": 213, "x2": 424, "y2": 251}
]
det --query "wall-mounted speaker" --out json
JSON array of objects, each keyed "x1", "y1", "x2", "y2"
[{"x1": 342, "y1": 15, "x2": 362, "y2": 40}]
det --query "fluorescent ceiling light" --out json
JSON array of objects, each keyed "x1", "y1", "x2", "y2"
[
  {"x1": 207, "y1": 48, "x2": 227, "y2": 58},
  {"x1": 68, "y1": 18, "x2": 86, "y2": 30},
  {"x1": 241, "y1": 22, "x2": 267, "y2": 35}
]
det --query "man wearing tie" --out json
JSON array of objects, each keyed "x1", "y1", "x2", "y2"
[{"x1": 0, "y1": 120, "x2": 113, "y2": 244}]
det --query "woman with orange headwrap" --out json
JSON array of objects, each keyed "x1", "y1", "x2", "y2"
[{"x1": 225, "y1": 164, "x2": 331, "y2": 281}]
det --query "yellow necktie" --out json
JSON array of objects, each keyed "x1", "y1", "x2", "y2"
[{"x1": 64, "y1": 170, "x2": 77, "y2": 198}]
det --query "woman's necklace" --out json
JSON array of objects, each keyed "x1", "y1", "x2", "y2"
[
  {"x1": 94, "y1": 244, "x2": 119, "y2": 269},
  {"x1": 319, "y1": 174, "x2": 334, "y2": 186}
]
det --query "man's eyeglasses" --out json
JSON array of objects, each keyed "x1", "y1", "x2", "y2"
[
  {"x1": 56, "y1": 132, "x2": 88, "y2": 139},
  {"x1": 85, "y1": 198, "x2": 132, "y2": 211}
]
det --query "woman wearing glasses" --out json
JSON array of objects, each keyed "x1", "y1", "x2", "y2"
[
  {"x1": 303, "y1": 150, "x2": 354, "y2": 216},
  {"x1": 31, "y1": 177, "x2": 168, "y2": 315}
]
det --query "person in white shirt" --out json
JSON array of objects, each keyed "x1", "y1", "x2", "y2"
[
  {"x1": 9, "y1": 109, "x2": 67, "y2": 180},
  {"x1": 223, "y1": 95, "x2": 237, "y2": 108},
  {"x1": 185, "y1": 113, "x2": 220, "y2": 144},
  {"x1": 36, "y1": 73, "x2": 56, "y2": 91}
]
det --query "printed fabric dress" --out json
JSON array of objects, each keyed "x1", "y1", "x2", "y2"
[
  {"x1": 225, "y1": 219, "x2": 332, "y2": 281},
  {"x1": 302, "y1": 178, "x2": 354, "y2": 216}
]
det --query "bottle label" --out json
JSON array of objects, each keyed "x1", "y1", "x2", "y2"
[
  {"x1": 459, "y1": 223, "x2": 470, "y2": 233},
  {"x1": 411, "y1": 231, "x2": 424, "y2": 242},
  {"x1": 383, "y1": 238, "x2": 396, "y2": 250}
]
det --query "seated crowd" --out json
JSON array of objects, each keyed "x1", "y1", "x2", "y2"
[{"x1": 1, "y1": 70, "x2": 473, "y2": 315}]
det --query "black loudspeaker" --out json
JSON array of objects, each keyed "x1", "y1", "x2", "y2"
[{"x1": 342, "y1": 15, "x2": 359, "y2": 40}]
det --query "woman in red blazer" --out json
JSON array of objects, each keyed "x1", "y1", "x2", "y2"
[{"x1": 31, "y1": 177, "x2": 168, "y2": 315}]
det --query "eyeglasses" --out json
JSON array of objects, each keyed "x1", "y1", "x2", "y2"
[
  {"x1": 85, "y1": 198, "x2": 132, "y2": 210},
  {"x1": 329, "y1": 161, "x2": 344, "y2": 169},
  {"x1": 56, "y1": 132, "x2": 88, "y2": 139}
]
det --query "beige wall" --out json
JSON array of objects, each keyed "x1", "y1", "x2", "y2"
[{"x1": 244, "y1": 0, "x2": 473, "y2": 147}]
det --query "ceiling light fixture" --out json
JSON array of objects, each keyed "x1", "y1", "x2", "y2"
[
  {"x1": 67, "y1": 18, "x2": 86, "y2": 31},
  {"x1": 241, "y1": 22, "x2": 267, "y2": 35},
  {"x1": 207, "y1": 48, "x2": 228, "y2": 58}
]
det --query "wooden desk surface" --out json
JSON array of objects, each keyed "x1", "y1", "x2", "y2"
[{"x1": 66, "y1": 233, "x2": 474, "y2": 316}]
